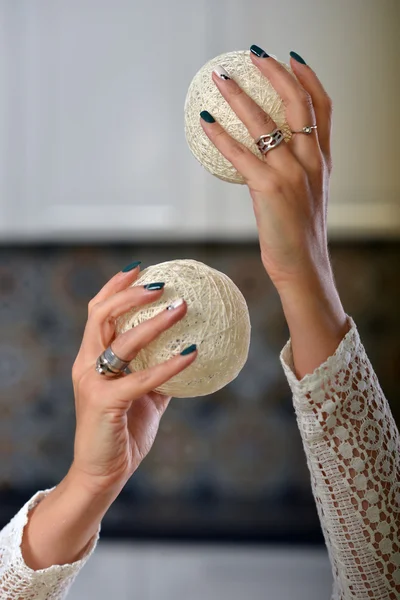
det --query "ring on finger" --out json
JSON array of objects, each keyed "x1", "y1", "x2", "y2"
[
  {"x1": 255, "y1": 128, "x2": 284, "y2": 155},
  {"x1": 95, "y1": 346, "x2": 131, "y2": 377},
  {"x1": 291, "y1": 125, "x2": 317, "y2": 135}
]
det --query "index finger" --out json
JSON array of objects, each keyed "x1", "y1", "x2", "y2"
[{"x1": 88, "y1": 260, "x2": 142, "y2": 314}]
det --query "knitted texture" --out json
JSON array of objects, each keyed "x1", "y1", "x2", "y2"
[
  {"x1": 184, "y1": 50, "x2": 292, "y2": 184},
  {"x1": 0, "y1": 317, "x2": 398, "y2": 599},
  {"x1": 0, "y1": 488, "x2": 100, "y2": 599},
  {"x1": 280, "y1": 316, "x2": 400, "y2": 599},
  {"x1": 115, "y1": 259, "x2": 251, "y2": 397}
]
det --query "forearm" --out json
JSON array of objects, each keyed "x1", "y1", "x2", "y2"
[
  {"x1": 21, "y1": 469, "x2": 114, "y2": 570},
  {"x1": 277, "y1": 268, "x2": 350, "y2": 380}
]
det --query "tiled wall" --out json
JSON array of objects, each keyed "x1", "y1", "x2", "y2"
[{"x1": 1, "y1": 242, "x2": 399, "y2": 541}]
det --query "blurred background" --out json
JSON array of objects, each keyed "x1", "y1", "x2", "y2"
[{"x1": 0, "y1": 1, "x2": 399, "y2": 599}]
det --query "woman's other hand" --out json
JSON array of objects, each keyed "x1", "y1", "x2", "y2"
[
  {"x1": 69, "y1": 263, "x2": 197, "y2": 498},
  {"x1": 22, "y1": 263, "x2": 197, "y2": 570},
  {"x1": 201, "y1": 49, "x2": 349, "y2": 377}
]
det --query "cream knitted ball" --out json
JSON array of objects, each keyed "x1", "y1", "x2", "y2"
[
  {"x1": 115, "y1": 259, "x2": 251, "y2": 398},
  {"x1": 184, "y1": 50, "x2": 293, "y2": 184}
]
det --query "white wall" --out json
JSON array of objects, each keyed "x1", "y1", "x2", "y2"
[{"x1": 1, "y1": 0, "x2": 399, "y2": 241}]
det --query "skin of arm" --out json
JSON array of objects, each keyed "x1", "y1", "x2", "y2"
[
  {"x1": 20, "y1": 467, "x2": 118, "y2": 570},
  {"x1": 277, "y1": 269, "x2": 350, "y2": 380},
  {"x1": 20, "y1": 269, "x2": 349, "y2": 570}
]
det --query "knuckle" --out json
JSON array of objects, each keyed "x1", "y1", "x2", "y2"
[
  {"x1": 155, "y1": 318, "x2": 169, "y2": 336},
  {"x1": 257, "y1": 109, "x2": 273, "y2": 129},
  {"x1": 264, "y1": 176, "x2": 285, "y2": 196},
  {"x1": 299, "y1": 89, "x2": 313, "y2": 109},
  {"x1": 213, "y1": 128, "x2": 226, "y2": 142},
  {"x1": 230, "y1": 143, "x2": 246, "y2": 159},
  {"x1": 75, "y1": 370, "x2": 93, "y2": 399},
  {"x1": 136, "y1": 370, "x2": 150, "y2": 387},
  {"x1": 88, "y1": 301, "x2": 102, "y2": 319},
  {"x1": 292, "y1": 165, "x2": 307, "y2": 186},
  {"x1": 229, "y1": 84, "x2": 244, "y2": 98},
  {"x1": 87, "y1": 299, "x2": 96, "y2": 314}
]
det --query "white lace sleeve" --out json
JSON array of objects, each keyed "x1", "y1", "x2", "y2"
[
  {"x1": 0, "y1": 487, "x2": 101, "y2": 599},
  {"x1": 280, "y1": 315, "x2": 400, "y2": 600}
]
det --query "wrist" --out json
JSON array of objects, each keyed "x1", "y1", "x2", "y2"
[
  {"x1": 277, "y1": 267, "x2": 344, "y2": 322},
  {"x1": 21, "y1": 469, "x2": 113, "y2": 570},
  {"x1": 67, "y1": 462, "x2": 124, "y2": 505},
  {"x1": 274, "y1": 269, "x2": 350, "y2": 379}
]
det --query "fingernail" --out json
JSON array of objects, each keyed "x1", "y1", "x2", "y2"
[
  {"x1": 122, "y1": 260, "x2": 141, "y2": 273},
  {"x1": 200, "y1": 110, "x2": 215, "y2": 123},
  {"x1": 180, "y1": 344, "x2": 197, "y2": 356},
  {"x1": 290, "y1": 51, "x2": 306, "y2": 65},
  {"x1": 167, "y1": 298, "x2": 184, "y2": 310},
  {"x1": 250, "y1": 45, "x2": 270, "y2": 58},
  {"x1": 213, "y1": 65, "x2": 231, "y2": 80},
  {"x1": 144, "y1": 282, "x2": 165, "y2": 291}
]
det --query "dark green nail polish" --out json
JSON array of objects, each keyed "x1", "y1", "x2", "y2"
[
  {"x1": 144, "y1": 282, "x2": 165, "y2": 291},
  {"x1": 250, "y1": 45, "x2": 270, "y2": 58},
  {"x1": 200, "y1": 110, "x2": 215, "y2": 123},
  {"x1": 290, "y1": 51, "x2": 306, "y2": 65},
  {"x1": 122, "y1": 260, "x2": 141, "y2": 272},
  {"x1": 180, "y1": 344, "x2": 197, "y2": 356}
]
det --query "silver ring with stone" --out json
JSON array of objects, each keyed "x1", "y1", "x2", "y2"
[{"x1": 291, "y1": 125, "x2": 318, "y2": 135}]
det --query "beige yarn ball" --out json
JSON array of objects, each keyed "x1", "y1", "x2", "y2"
[
  {"x1": 184, "y1": 50, "x2": 293, "y2": 184},
  {"x1": 115, "y1": 259, "x2": 251, "y2": 398}
]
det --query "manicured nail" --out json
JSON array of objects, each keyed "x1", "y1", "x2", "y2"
[
  {"x1": 213, "y1": 65, "x2": 231, "y2": 80},
  {"x1": 200, "y1": 110, "x2": 215, "y2": 123},
  {"x1": 144, "y1": 282, "x2": 165, "y2": 291},
  {"x1": 250, "y1": 45, "x2": 270, "y2": 58},
  {"x1": 290, "y1": 51, "x2": 306, "y2": 65},
  {"x1": 167, "y1": 298, "x2": 184, "y2": 310},
  {"x1": 122, "y1": 260, "x2": 141, "y2": 273},
  {"x1": 180, "y1": 344, "x2": 197, "y2": 356}
]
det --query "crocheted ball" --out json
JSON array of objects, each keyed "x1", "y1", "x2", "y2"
[
  {"x1": 184, "y1": 50, "x2": 293, "y2": 184},
  {"x1": 115, "y1": 259, "x2": 251, "y2": 398}
]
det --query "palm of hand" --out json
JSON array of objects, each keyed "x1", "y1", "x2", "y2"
[
  {"x1": 72, "y1": 383, "x2": 171, "y2": 495},
  {"x1": 126, "y1": 391, "x2": 171, "y2": 470}
]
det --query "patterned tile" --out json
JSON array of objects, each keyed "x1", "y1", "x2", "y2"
[{"x1": 0, "y1": 243, "x2": 399, "y2": 539}]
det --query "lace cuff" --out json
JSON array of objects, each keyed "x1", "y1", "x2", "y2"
[
  {"x1": 279, "y1": 315, "x2": 400, "y2": 598},
  {"x1": 0, "y1": 487, "x2": 101, "y2": 599},
  {"x1": 279, "y1": 315, "x2": 358, "y2": 397}
]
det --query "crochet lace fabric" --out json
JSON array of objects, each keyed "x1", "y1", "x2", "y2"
[
  {"x1": 0, "y1": 316, "x2": 398, "y2": 599},
  {"x1": 280, "y1": 316, "x2": 400, "y2": 599},
  {"x1": 0, "y1": 488, "x2": 100, "y2": 599}
]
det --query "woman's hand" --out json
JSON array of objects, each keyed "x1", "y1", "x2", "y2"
[
  {"x1": 201, "y1": 49, "x2": 349, "y2": 377},
  {"x1": 22, "y1": 264, "x2": 198, "y2": 570},
  {"x1": 69, "y1": 263, "x2": 197, "y2": 497},
  {"x1": 202, "y1": 49, "x2": 333, "y2": 290}
]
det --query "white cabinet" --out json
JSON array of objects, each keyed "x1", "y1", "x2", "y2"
[{"x1": 1, "y1": 0, "x2": 399, "y2": 241}]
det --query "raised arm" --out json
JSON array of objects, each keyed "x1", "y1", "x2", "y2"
[
  {"x1": 201, "y1": 47, "x2": 399, "y2": 598},
  {"x1": 0, "y1": 263, "x2": 197, "y2": 599}
]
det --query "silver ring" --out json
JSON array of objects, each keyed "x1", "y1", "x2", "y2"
[
  {"x1": 255, "y1": 128, "x2": 284, "y2": 155},
  {"x1": 291, "y1": 125, "x2": 317, "y2": 135},
  {"x1": 95, "y1": 346, "x2": 130, "y2": 378}
]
